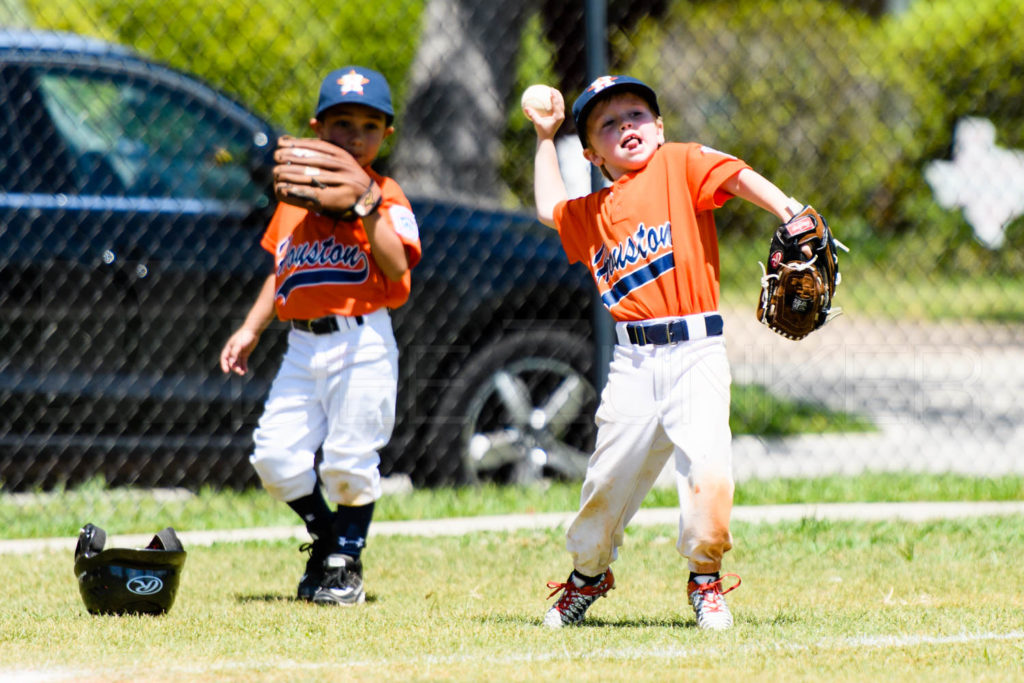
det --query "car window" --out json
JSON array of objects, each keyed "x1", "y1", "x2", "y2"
[
  {"x1": 35, "y1": 68, "x2": 262, "y2": 203},
  {"x1": 0, "y1": 64, "x2": 78, "y2": 193}
]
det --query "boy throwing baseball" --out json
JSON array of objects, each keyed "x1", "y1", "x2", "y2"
[
  {"x1": 220, "y1": 66, "x2": 421, "y2": 605},
  {"x1": 525, "y1": 75, "x2": 806, "y2": 630}
]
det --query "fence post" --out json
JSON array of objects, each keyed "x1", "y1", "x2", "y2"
[{"x1": 584, "y1": 0, "x2": 615, "y2": 392}]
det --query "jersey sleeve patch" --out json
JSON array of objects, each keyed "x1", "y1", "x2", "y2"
[
  {"x1": 388, "y1": 204, "x2": 420, "y2": 243},
  {"x1": 699, "y1": 145, "x2": 737, "y2": 159}
]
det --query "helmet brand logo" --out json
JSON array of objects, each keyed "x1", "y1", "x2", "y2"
[{"x1": 126, "y1": 576, "x2": 164, "y2": 595}]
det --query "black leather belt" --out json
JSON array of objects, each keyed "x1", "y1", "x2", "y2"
[
  {"x1": 625, "y1": 314, "x2": 724, "y2": 346},
  {"x1": 290, "y1": 315, "x2": 364, "y2": 335}
]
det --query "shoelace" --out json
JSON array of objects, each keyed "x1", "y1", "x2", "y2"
[
  {"x1": 326, "y1": 566, "x2": 347, "y2": 582},
  {"x1": 546, "y1": 580, "x2": 577, "y2": 601},
  {"x1": 546, "y1": 578, "x2": 608, "y2": 601},
  {"x1": 546, "y1": 582, "x2": 595, "y2": 620},
  {"x1": 692, "y1": 573, "x2": 742, "y2": 612}
]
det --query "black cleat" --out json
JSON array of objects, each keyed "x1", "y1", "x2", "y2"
[
  {"x1": 297, "y1": 542, "x2": 331, "y2": 602},
  {"x1": 312, "y1": 554, "x2": 365, "y2": 606}
]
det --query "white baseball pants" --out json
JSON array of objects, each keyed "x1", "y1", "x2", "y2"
[
  {"x1": 250, "y1": 309, "x2": 398, "y2": 506},
  {"x1": 566, "y1": 333, "x2": 734, "y2": 576}
]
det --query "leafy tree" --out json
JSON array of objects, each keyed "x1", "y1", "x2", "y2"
[{"x1": 25, "y1": 0, "x2": 424, "y2": 157}]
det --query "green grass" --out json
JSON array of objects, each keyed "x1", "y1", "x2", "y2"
[
  {"x1": 0, "y1": 380, "x2": 876, "y2": 541},
  {"x1": 3, "y1": 473, "x2": 1024, "y2": 541},
  {"x1": 787, "y1": 271, "x2": 1024, "y2": 322},
  {"x1": 2, "y1": 514, "x2": 1023, "y2": 681},
  {"x1": 731, "y1": 384, "x2": 874, "y2": 436},
  {"x1": 732, "y1": 472, "x2": 1024, "y2": 506},
  {"x1": 719, "y1": 236, "x2": 1024, "y2": 323}
]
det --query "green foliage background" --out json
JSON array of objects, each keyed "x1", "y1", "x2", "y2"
[
  {"x1": 496, "y1": 1, "x2": 1024, "y2": 289},
  {"x1": 874, "y1": 0, "x2": 1024, "y2": 276},
  {"x1": 618, "y1": 0, "x2": 1024, "y2": 271},
  {"x1": 18, "y1": 0, "x2": 1024, "y2": 287},
  {"x1": 24, "y1": 0, "x2": 425, "y2": 143}
]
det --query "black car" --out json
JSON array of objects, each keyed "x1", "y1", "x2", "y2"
[{"x1": 0, "y1": 30, "x2": 600, "y2": 491}]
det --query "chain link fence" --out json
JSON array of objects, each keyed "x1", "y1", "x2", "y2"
[{"x1": 1, "y1": 0, "x2": 1023, "y2": 509}]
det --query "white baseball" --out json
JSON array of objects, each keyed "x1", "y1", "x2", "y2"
[{"x1": 521, "y1": 84, "x2": 554, "y2": 115}]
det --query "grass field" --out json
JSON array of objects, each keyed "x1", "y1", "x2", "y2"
[
  {"x1": 2, "y1": 513, "x2": 1023, "y2": 681},
  {"x1": 4, "y1": 472, "x2": 1024, "y2": 540},
  {"x1": 2, "y1": 476, "x2": 1024, "y2": 681},
  {"x1": 718, "y1": 235, "x2": 1024, "y2": 323}
]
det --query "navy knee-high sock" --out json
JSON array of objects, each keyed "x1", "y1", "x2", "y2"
[
  {"x1": 287, "y1": 492, "x2": 335, "y2": 550},
  {"x1": 332, "y1": 502, "x2": 375, "y2": 559}
]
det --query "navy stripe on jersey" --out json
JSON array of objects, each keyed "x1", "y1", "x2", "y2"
[
  {"x1": 276, "y1": 268, "x2": 369, "y2": 302},
  {"x1": 600, "y1": 252, "x2": 676, "y2": 308}
]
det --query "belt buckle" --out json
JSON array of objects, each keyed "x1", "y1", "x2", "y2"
[{"x1": 666, "y1": 320, "x2": 690, "y2": 344}]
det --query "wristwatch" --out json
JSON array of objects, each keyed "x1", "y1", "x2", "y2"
[{"x1": 352, "y1": 182, "x2": 383, "y2": 218}]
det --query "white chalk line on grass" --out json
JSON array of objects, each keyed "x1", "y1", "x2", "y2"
[
  {"x1": 5, "y1": 628, "x2": 1023, "y2": 680},
  {"x1": 6, "y1": 502, "x2": 1023, "y2": 680},
  {"x1": 3, "y1": 500, "x2": 1024, "y2": 556}
]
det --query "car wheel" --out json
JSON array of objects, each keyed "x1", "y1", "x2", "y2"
[{"x1": 427, "y1": 330, "x2": 598, "y2": 485}]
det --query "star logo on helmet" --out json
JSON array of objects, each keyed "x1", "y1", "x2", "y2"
[
  {"x1": 587, "y1": 76, "x2": 619, "y2": 94},
  {"x1": 338, "y1": 70, "x2": 370, "y2": 95}
]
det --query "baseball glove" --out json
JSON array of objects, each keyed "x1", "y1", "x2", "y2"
[
  {"x1": 756, "y1": 204, "x2": 846, "y2": 340},
  {"x1": 272, "y1": 136, "x2": 382, "y2": 220}
]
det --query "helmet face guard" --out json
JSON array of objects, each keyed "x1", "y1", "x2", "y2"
[{"x1": 74, "y1": 523, "x2": 187, "y2": 615}]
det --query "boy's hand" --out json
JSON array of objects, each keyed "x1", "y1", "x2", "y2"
[
  {"x1": 522, "y1": 85, "x2": 565, "y2": 140},
  {"x1": 756, "y1": 205, "x2": 846, "y2": 340},
  {"x1": 273, "y1": 136, "x2": 382, "y2": 219},
  {"x1": 219, "y1": 328, "x2": 260, "y2": 376}
]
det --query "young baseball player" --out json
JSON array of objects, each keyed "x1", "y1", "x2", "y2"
[
  {"x1": 525, "y1": 75, "x2": 806, "y2": 630},
  {"x1": 219, "y1": 66, "x2": 421, "y2": 606}
]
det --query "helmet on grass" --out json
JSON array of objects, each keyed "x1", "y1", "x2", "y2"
[{"x1": 73, "y1": 523, "x2": 187, "y2": 615}]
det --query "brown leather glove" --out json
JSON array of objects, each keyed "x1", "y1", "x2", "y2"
[
  {"x1": 756, "y1": 205, "x2": 845, "y2": 340},
  {"x1": 272, "y1": 136, "x2": 382, "y2": 220}
]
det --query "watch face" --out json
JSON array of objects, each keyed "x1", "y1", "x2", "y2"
[{"x1": 355, "y1": 185, "x2": 382, "y2": 217}]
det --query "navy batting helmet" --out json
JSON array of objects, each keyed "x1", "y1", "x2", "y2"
[
  {"x1": 572, "y1": 75, "x2": 660, "y2": 148},
  {"x1": 73, "y1": 523, "x2": 187, "y2": 615}
]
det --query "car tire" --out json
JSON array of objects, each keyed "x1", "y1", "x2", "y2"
[{"x1": 425, "y1": 329, "x2": 599, "y2": 485}]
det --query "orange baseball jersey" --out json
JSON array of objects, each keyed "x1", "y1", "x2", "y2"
[
  {"x1": 261, "y1": 169, "x2": 422, "y2": 320},
  {"x1": 554, "y1": 142, "x2": 750, "y2": 322}
]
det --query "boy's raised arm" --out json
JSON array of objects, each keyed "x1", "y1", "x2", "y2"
[
  {"x1": 722, "y1": 168, "x2": 803, "y2": 222},
  {"x1": 524, "y1": 86, "x2": 569, "y2": 229}
]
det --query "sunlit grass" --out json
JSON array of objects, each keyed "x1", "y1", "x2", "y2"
[
  {"x1": 3, "y1": 473, "x2": 1023, "y2": 541},
  {"x1": 1, "y1": 514, "x2": 1022, "y2": 681}
]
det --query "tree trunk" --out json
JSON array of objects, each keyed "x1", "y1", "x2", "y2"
[
  {"x1": 390, "y1": 0, "x2": 532, "y2": 204},
  {"x1": 390, "y1": 0, "x2": 678, "y2": 203}
]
